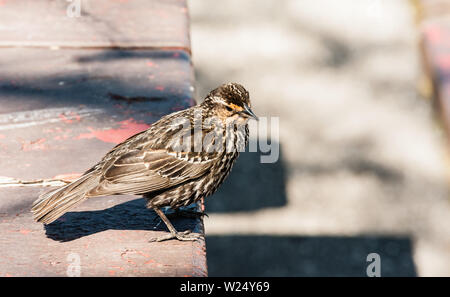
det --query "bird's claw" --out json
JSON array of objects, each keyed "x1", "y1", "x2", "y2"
[{"x1": 148, "y1": 230, "x2": 201, "y2": 242}]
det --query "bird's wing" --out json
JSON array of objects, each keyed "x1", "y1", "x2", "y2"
[{"x1": 87, "y1": 148, "x2": 217, "y2": 196}]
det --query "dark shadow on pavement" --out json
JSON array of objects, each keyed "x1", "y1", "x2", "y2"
[
  {"x1": 206, "y1": 235, "x2": 416, "y2": 277},
  {"x1": 205, "y1": 144, "x2": 288, "y2": 213}
]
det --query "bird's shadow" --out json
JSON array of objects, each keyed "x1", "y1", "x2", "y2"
[{"x1": 43, "y1": 198, "x2": 199, "y2": 242}]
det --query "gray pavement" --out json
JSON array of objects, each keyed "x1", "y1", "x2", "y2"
[{"x1": 189, "y1": 0, "x2": 450, "y2": 276}]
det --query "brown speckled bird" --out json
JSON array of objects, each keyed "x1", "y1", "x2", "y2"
[{"x1": 32, "y1": 83, "x2": 257, "y2": 242}]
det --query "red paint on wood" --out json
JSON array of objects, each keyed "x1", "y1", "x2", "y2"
[
  {"x1": 20, "y1": 138, "x2": 47, "y2": 151},
  {"x1": 75, "y1": 119, "x2": 150, "y2": 144},
  {"x1": 438, "y1": 55, "x2": 450, "y2": 70},
  {"x1": 426, "y1": 25, "x2": 443, "y2": 44}
]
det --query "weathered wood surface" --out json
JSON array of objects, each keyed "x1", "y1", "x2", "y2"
[{"x1": 0, "y1": 0, "x2": 207, "y2": 277}]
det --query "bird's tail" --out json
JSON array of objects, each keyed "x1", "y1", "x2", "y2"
[{"x1": 31, "y1": 172, "x2": 100, "y2": 224}]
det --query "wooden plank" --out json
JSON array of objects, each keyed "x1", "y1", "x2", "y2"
[
  {"x1": 0, "y1": 47, "x2": 207, "y2": 276},
  {"x1": 0, "y1": 0, "x2": 190, "y2": 49},
  {"x1": 0, "y1": 0, "x2": 207, "y2": 277},
  {"x1": 0, "y1": 187, "x2": 207, "y2": 277},
  {"x1": 419, "y1": 0, "x2": 450, "y2": 138},
  {"x1": 0, "y1": 48, "x2": 195, "y2": 181}
]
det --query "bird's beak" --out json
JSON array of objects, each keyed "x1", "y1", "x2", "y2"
[{"x1": 242, "y1": 103, "x2": 259, "y2": 121}]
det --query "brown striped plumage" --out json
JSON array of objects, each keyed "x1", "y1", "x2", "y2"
[{"x1": 31, "y1": 83, "x2": 257, "y2": 241}]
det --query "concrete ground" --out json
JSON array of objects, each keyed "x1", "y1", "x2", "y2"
[{"x1": 188, "y1": 0, "x2": 450, "y2": 276}]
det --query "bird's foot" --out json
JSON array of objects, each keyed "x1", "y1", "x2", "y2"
[{"x1": 148, "y1": 230, "x2": 201, "y2": 242}]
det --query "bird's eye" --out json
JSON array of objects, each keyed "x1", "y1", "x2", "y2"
[{"x1": 225, "y1": 106, "x2": 233, "y2": 112}]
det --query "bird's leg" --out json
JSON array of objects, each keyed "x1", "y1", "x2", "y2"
[
  {"x1": 149, "y1": 206, "x2": 201, "y2": 242},
  {"x1": 152, "y1": 207, "x2": 208, "y2": 223}
]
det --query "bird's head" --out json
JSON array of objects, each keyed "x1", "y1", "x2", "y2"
[{"x1": 203, "y1": 83, "x2": 258, "y2": 123}]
